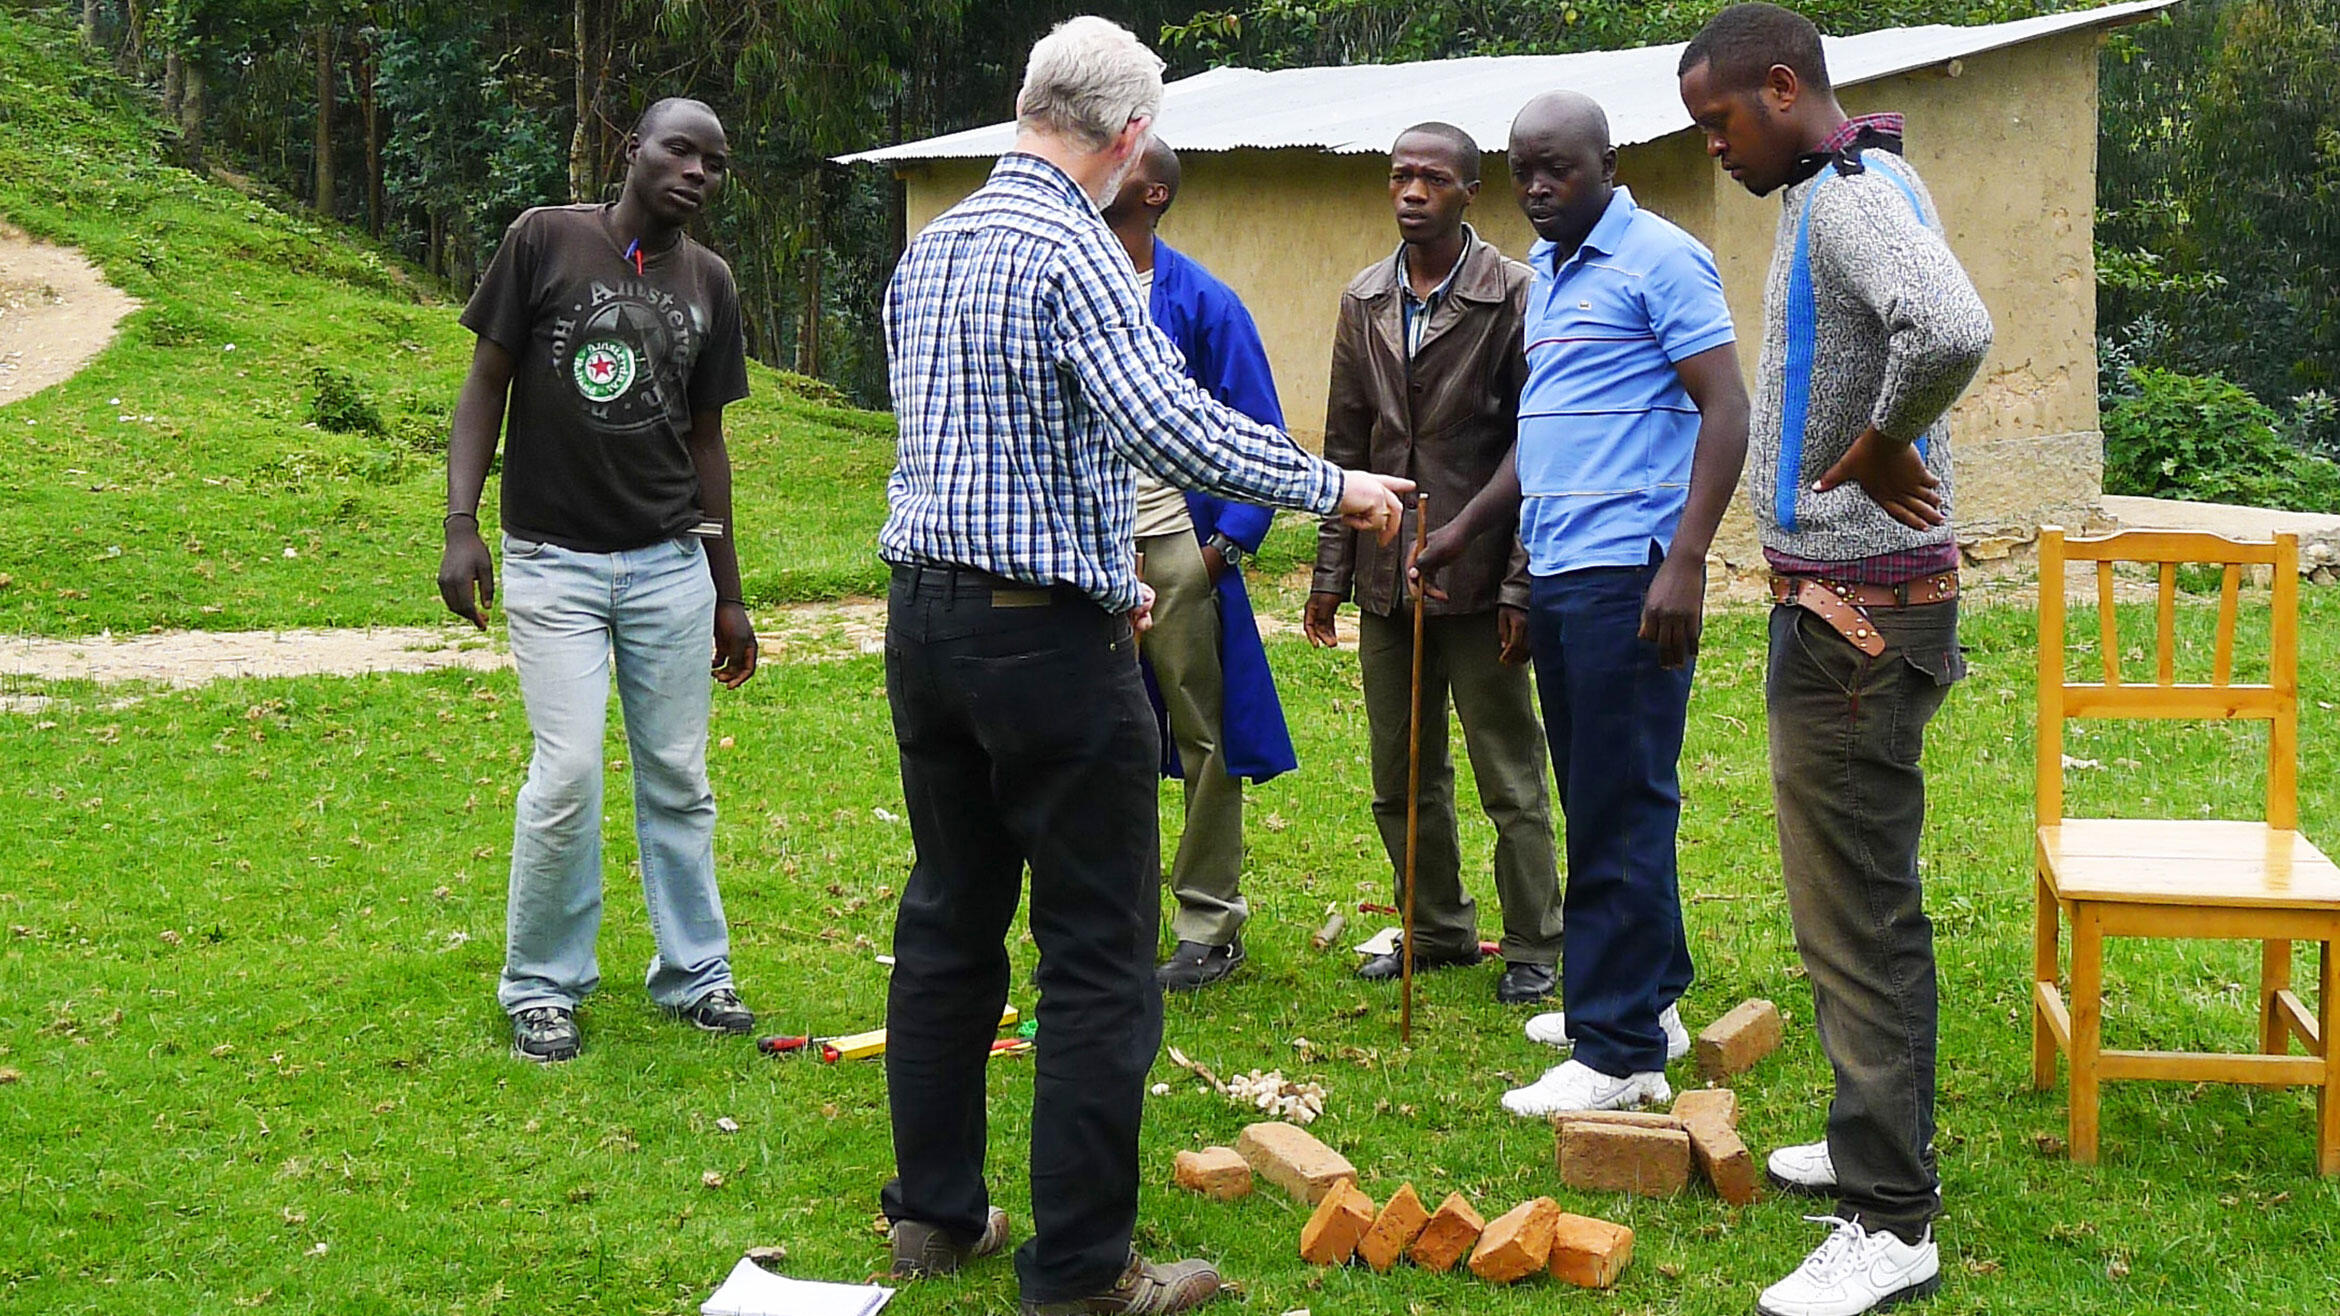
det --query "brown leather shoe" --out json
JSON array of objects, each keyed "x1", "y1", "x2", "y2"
[
  {"x1": 1019, "y1": 1252, "x2": 1223, "y2": 1314},
  {"x1": 889, "y1": 1205, "x2": 1010, "y2": 1278}
]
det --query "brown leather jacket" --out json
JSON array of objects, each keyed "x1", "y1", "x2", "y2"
[{"x1": 1312, "y1": 234, "x2": 1532, "y2": 617}]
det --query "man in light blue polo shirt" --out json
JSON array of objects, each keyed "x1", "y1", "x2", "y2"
[{"x1": 1421, "y1": 91, "x2": 1749, "y2": 1114}]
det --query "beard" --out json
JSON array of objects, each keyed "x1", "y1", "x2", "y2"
[{"x1": 1088, "y1": 139, "x2": 1145, "y2": 209}]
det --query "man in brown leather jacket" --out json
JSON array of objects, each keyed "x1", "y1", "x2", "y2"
[{"x1": 1306, "y1": 121, "x2": 1564, "y2": 1004}]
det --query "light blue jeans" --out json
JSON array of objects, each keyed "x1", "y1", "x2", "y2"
[{"x1": 496, "y1": 532, "x2": 733, "y2": 1015}]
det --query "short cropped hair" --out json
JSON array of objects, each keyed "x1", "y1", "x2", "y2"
[
  {"x1": 1679, "y1": 2, "x2": 1832, "y2": 96},
  {"x1": 1394, "y1": 121, "x2": 1481, "y2": 183},
  {"x1": 1017, "y1": 16, "x2": 1166, "y2": 150},
  {"x1": 635, "y1": 96, "x2": 719, "y2": 137}
]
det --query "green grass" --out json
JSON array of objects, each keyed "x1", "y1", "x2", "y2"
[
  {"x1": 5, "y1": 588, "x2": 2340, "y2": 1314},
  {"x1": 6, "y1": 5, "x2": 2340, "y2": 1312},
  {"x1": 0, "y1": 8, "x2": 895, "y2": 637}
]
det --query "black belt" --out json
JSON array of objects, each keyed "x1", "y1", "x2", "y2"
[{"x1": 891, "y1": 562, "x2": 1086, "y2": 609}]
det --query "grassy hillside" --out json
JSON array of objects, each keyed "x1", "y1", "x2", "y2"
[{"x1": 0, "y1": 8, "x2": 895, "y2": 639}]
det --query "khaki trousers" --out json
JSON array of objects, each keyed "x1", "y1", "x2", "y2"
[
  {"x1": 1139, "y1": 531, "x2": 1248, "y2": 946},
  {"x1": 1358, "y1": 608, "x2": 1563, "y2": 964}
]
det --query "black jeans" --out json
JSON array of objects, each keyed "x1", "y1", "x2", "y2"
[
  {"x1": 1527, "y1": 558, "x2": 1697, "y2": 1077},
  {"x1": 879, "y1": 565, "x2": 1164, "y2": 1303},
  {"x1": 1766, "y1": 599, "x2": 1963, "y2": 1242}
]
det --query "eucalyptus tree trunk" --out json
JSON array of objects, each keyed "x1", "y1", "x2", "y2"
[
  {"x1": 360, "y1": 38, "x2": 383, "y2": 236},
  {"x1": 568, "y1": 0, "x2": 593, "y2": 201},
  {"x1": 313, "y1": 25, "x2": 336, "y2": 215},
  {"x1": 177, "y1": 58, "x2": 205, "y2": 168}
]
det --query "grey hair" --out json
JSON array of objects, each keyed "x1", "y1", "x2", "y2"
[{"x1": 1016, "y1": 16, "x2": 1165, "y2": 150}]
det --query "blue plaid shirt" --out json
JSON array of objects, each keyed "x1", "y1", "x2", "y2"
[{"x1": 880, "y1": 153, "x2": 1343, "y2": 612}]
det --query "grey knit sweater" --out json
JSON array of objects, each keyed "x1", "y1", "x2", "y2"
[{"x1": 1750, "y1": 147, "x2": 1993, "y2": 561}]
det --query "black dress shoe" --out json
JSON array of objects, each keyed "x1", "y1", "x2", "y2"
[
  {"x1": 1157, "y1": 938, "x2": 1244, "y2": 992},
  {"x1": 1355, "y1": 938, "x2": 1483, "y2": 981},
  {"x1": 1495, "y1": 960, "x2": 1558, "y2": 1004}
]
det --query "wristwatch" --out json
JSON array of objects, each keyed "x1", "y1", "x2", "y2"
[{"x1": 1206, "y1": 533, "x2": 1249, "y2": 572}]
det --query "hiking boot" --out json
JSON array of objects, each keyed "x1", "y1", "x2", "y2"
[
  {"x1": 1020, "y1": 1252, "x2": 1222, "y2": 1314},
  {"x1": 1157, "y1": 939, "x2": 1244, "y2": 992},
  {"x1": 890, "y1": 1205, "x2": 1011, "y2": 1278},
  {"x1": 1756, "y1": 1216, "x2": 1939, "y2": 1316},
  {"x1": 672, "y1": 985, "x2": 754, "y2": 1034},
  {"x1": 511, "y1": 1005, "x2": 580, "y2": 1063},
  {"x1": 1499, "y1": 1058, "x2": 1671, "y2": 1117}
]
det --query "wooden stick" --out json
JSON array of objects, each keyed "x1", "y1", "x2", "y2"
[{"x1": 1402, "y1": 492, "x2": 1428, "y2": 1044}]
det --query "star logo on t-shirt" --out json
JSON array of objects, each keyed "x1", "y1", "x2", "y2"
[{"x1": 571, "y1": 339, "x2": 636, "y2": 403}]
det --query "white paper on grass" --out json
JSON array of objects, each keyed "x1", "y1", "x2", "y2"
[
  {"x1": 1352, "y1": 925, "x2": 1402, "y2": 956},
  {"x1": 701, "y1": 1257, "x2": 894, "y2": 1316}
]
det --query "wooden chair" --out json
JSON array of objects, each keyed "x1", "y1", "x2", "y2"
[{"x1": 2033, "y1": 527, "x2": 2339, "y2": 1174}]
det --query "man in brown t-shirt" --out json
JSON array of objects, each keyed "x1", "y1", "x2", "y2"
[{"x1": 437, "y1": 97, "x2": 759, "y2": 1063}]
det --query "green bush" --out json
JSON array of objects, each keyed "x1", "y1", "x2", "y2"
[
  {"x1": 2103, "y1": 367, "x2": 2340, "y2": 511},
  {"x1": 308, "y1": 364, "x2": 384, "y2": 435}
]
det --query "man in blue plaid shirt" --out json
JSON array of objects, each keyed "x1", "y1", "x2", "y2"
[{"x1": 875, "y1": 18, "x2": 1411, "y2": 1315}]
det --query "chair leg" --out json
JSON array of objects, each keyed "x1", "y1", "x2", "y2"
[
  {"x1": 2034, "y1": 870, "x2": 2060, "y2": 1090},
  {"x1": 2070, "y1": 904, "x2": 2103, "y2": 1165},
  {"x1": 2263, "y1": 939, "x2": 2294, "y2": 1055},
  {"x1": 2320, "y1": 941, "x2": 2338, "y2": 1177}
]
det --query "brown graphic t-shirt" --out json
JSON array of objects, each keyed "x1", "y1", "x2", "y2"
[{"x1": 461, "y1": 204, "x2": 751, "y2": 552}]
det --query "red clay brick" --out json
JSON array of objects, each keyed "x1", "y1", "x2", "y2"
[
  {"x1": 1558, "y1": 1121, "x2": 1692, "y2": 1196},
  {"x1": 1297, "y1": 1179, "x2": 1375, "y2": 1266},
  {"x1": 1550, "y1": 1109, "x2": 1684, "y2": 1132},
  {"x1": 1671, "y1": 1089, "x2": 1759, "y2": 1204},
  {"x1": 1467, "y1": 1197, "x2": 1559, "y2": 1284},
  {"x1": 1696, "y1": 999, "x2": 1783, "y2": 1080},
  {"x1": 1355, "y1": 1182, "x2": 1430, "y2": 1273},
  {"x1": 1548, "y1": 1212, "x2": 1635, "y2": 1288},
  {"x1": 1688, "y1": 1119, "x2": 1761, "y2": 1204},
  {"x1": 1172, "y1": 1146, "x2": 1252, "y2": 1201},
  {"x1": 1669, "y1": 1087, "x2": 1739, "y2": 1130},
  {"x1": 1408, "y1": 1191, "x2": 1485, "y2": 1273},
  {"x1": 1236, "y1": 1120, "x2": 1357, "y2": 1206}
]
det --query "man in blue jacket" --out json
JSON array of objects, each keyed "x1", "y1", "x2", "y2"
[{"x1": 1102, "y1": 139, "x2": 1294, "y2": 991}]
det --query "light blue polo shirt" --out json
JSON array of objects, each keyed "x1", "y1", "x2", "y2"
[{"x1": 1517, "y1": 186, "x2": 1735, "y2": 575}]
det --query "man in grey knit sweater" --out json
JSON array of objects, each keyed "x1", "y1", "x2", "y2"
[{"x1": 1680, "y1": 6, "x2": 1991, "y2": 1316}]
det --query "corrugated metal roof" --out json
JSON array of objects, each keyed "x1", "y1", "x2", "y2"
[{"x1": 838, "y1": 0, "x2": 2173, "y2": 164}]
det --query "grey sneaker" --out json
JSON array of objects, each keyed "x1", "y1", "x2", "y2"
[
  {"x1": 673, "y1": 986, "x2": 754, "y2": 1034},
  {"x1": 1021, "y1": 1252, "x2": 1222, "y2": 1314},
  {"x1": 890, "y1": 1205, "x2": 1011, "y2": 1278},
  {"x1": 512, "y1": 1006, "x2": 580, "y2": 1063}
]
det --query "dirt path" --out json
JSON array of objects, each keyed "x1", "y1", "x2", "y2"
[
  {"x1": 0, "y1": 223, "x2": 139, "y2": 406},
  {"x1": 0, "y1": 627, "x2": 509, "y2": 688},
  {"x1": 0, "y1": 554, "x2": 2173, "y2": 702}
]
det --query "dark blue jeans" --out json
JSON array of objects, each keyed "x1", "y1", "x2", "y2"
[
  {"x1": 879, "y1": 565, "x2": 1165, "y2": 1303},
  {"x1": 1527, "y1": 557, "x2": 1696, "y2": 1077}
]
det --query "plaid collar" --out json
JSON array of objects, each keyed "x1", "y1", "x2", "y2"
[
  {"x1": 1819, "y1": 113, "x2": 1904, "y2": 154},
  {"x1": 1787, "y1": 112, "x2": 1906, "y2": 189}
]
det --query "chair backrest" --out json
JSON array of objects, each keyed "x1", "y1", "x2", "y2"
[{"x1": 2035, "y1": 526, "x2": 2300, "y2": 830}]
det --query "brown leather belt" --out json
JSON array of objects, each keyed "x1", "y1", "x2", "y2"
[{"x1": 1768, "y1": 572, "x2": 1958, "y2": 657}]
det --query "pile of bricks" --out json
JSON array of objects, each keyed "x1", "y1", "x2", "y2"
[
  {"x1": 1555, "y1": 1089, "x2": 1759, "y2": 1204},
  {"x1": 1180, "y1": 1120, "x2": 1632, "y2": 1289},
  {"x1": 1301, "y1": 1183, "x2": 1633, "y2": 1288}
]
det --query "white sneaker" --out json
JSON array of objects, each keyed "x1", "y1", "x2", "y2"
[
  {"x1": 1756, "y1": 1216, "x2": 1939, "y2": 1316},
  {"x1": 1767, "y1": 1139, "x2": 1839, "y2": 1195},
  {"x1": 1521, "y1": 1003, "x2": 1691, "y2": 1063},
  {"x1": 1500, "y1": 1058, "x2": 1672, "y2": 1118}
]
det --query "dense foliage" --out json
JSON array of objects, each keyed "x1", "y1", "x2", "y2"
[
  {"x1": 27, "y1": 0, "x2": 2340, "y2": 494},
  {"x1": 2098, "y1": 0, "x2": 2340, "y2": 470},
  {"x1": 2102, "y1": 368, "x2": 2340, "y2": 511}
]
